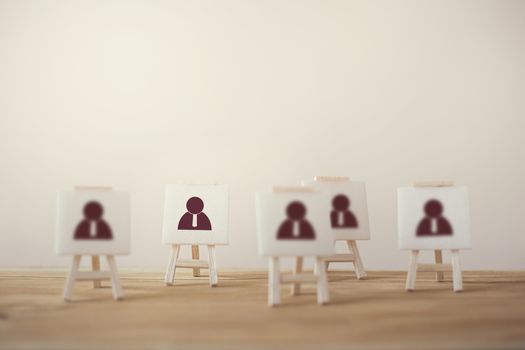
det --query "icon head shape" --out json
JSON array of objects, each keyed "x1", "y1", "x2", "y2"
[
  {"x1": 286, "y1": 201, "x2": 306, "y2": 221},
  {"x1": 424, "y1": 199, "x2": 443, "y2": 217},
  {"x1": 83, "y1": 201, "x2": 104, "y2": 220},
  {"x1": 74, "y1": 201, "x2": 112, "y2": 240},
  {"x1": 332, "y1": 194, "x2": 350, "y2": 211},
  {"x1": 276, "y1": 200, "x2": 316, "y2": 240},
  {"x1": 177, "y1": 196, "x2": 212, "y2": 230},
  {"x1": 416, "y1": 199, "x2": 453, "y2": 236},
  {"x1": 186, "y1": 197, "x2": 204, "y2": 214}
]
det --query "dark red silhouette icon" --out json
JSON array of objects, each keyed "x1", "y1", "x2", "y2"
[
  {"x1": 276, "y1": 201, "x2": 316, "y2": 240},
  {"x1": 178, "y1": 197, "x2": 212, "y2": 230},
  {"x1": 330, "y1": 194, "x2": 358, "y2": 228},
  {"x1": 416, "y1": 199, "x2": 453, "y2": 236},
  {"x1": 74, "y1": 201, "x2": 113, "y2": 240}
]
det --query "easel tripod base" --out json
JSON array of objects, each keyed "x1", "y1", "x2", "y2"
[{"x1": 63, "y1": 255, "x2": 124, "y2": 301}]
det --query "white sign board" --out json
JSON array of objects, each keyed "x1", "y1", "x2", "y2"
[
  {"x1": 303, "y1": 179, "x2": 371, "y2": 240},
  {"x1": 55, "y1": 190, "x2": 131, "y2": 255},
  {"x1": 398, "y1": 186, "x2": 471, "y2": 250},
  {"x1": 256, "y1": 191, "x2": 335, "y2": 256},
  {"x1": 162, "y1": 184, "x2": 229, "y2": 245}
]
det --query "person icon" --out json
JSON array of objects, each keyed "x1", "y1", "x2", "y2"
[
  {"x1": 74, "y1": 201, "x2": 113, "y2": 240},
  {"x1": 177, "y1": 196, "x2": 212, "y2": 230},
  {"x1": 330, "y1": 194, "x2": 358, "y2": 228},
  {"x1": 416, "y1": 199, "x2": 453, "y2": 236},
  {"x1": 276, "y1": 201, "x2": 316, "y2": 240}
]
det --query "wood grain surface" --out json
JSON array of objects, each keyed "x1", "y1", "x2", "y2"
[{"x1": 1, "y1": 269, "x2": 524, "y2": 350}]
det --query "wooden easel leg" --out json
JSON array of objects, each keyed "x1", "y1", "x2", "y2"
[
  {"x1": 434, "y1": 250, "x2": 444, "y2": 282},
  {"x1": 347, "y1": 240, "x2": 367, "y2": 280},
  {"x1": 63, "y1": 255, "x2": 81, "y2": 301},
  {"x1": 313, "y1": 259, "x2": 330, "y2": 274},
  {"x1": 291, "y1": 257, "x2": 303, "y2": 296},
  {"x1": 91, "y1": 255, "x2": 102, "y2": 288},
  {"x1": 207, "y1": 245, "x2": 218, "y2": 287},
  {"x1": 406, "y1": 250, "x2": 419, "y2": 291},
  {"x1": 165, "y1": 245, "x2": 180, "y2": 286},
  {"x1": 106, "y1": 255, "x2": 123, "y2": 300},
  {"x1": 315, "y1": 257, "x2": 329, "y2": 305},
  {"x1": 164, "y1": 245, "x2": 175, "y2": 285},
  {"x1": 269, "y1": 257, "x2": 280, "y2": 307},
  {"x1": 191, "y1": 245, "x2": 201, "y2": 277},
  {"x1": 451, "y1": 250, "x2": 463, "y2": 292}
]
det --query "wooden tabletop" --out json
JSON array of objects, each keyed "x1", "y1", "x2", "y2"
[{"x1": 1, "y1": 269, "x2": 524, "y2": 349}]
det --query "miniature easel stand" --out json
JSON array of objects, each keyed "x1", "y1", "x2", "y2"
[
  {"x1": 298, "y1": 176, "x2": 367, "y2": 281},
  {"x1": 63, "y1": 186, "x2": 124, "y2": 301},
  {"x1": 269, "y1": 186, "x2": 329, "y2": 306},
  {"x1": 164, "y1": 181, "x2": 220, "y2": 287},
  {"x1": 405, "y1": 181, "x2": 463, "y2": 293},
  {"x1": 164, "y1": 244, "x2": 218, "y2": 287}
]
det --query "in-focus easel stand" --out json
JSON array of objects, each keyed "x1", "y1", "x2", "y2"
[
  {"x1": 405, "y1": 181, "x2": 463, "y2": 293},
  {"x1": 269, "y1": 186, "x2": 329, "y2": 306},
  {"x1": 164, "y1": 244, "x2": 218, "y2": 287},
  {"x1": 63, "y1": 186, "x2": 123, "y2": 301}
]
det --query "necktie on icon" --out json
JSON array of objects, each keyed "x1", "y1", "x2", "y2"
[{"x1": 89, "y1": 221, "x2": 96, "y2": 237}]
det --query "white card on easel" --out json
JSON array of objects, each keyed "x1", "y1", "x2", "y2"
[
  {"x1": 162, "y1": 184, "x2": 229, "y2": 245},
  {"x1": 55, "y1": 191, "x2": 131, "y2": 255},
  {"x1": 398, "y1": 186, "x2": 471, "y2": 250},
  {"x1": 303, "y1": 179, "x2": 371, "y2": 240},
  {"x1": 256, "y1": 191, "x2": 335, "y2": 256}
]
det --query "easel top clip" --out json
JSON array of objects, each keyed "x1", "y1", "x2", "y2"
[
  {"x1": 411, "y1": 181, "x2": 454, "y2": 188},
  {"x1": 74, "y1": 186, "x2": 113, "y2": 192},
  {"x1": 314, "y1": 176, "x2": 350, "y2": 182},
  {"x1": 272, "y1": 186, "x2": 314, "y2": 193}
]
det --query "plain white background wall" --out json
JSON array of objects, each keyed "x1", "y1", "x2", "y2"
[{"x1": 1, "y1": 0, "x2": 524, "y2": 270}]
